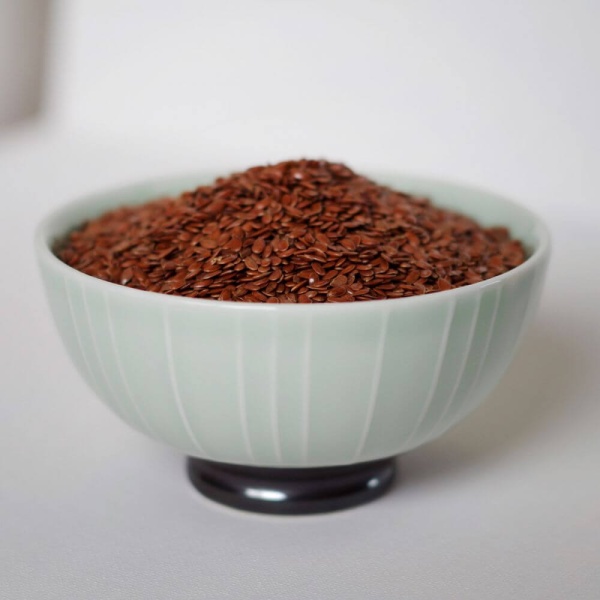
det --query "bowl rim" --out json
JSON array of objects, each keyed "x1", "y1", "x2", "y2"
[{"x1": 35, "y1": 172, "x2": 551, "y2": 312}]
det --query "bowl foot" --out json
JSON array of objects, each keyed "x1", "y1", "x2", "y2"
[{"x1": 187, "y1": 456, "x2": 396, "y2": 515}]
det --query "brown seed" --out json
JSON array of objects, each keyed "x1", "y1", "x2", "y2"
[
  {"x1": 252, "y1": 238, "x2": 266, "y2": 254},
  {"x1": 243, "y1": 256, "x2": 259, "y2": 271},
  {"x1": 226, "y1": 238, "x2": 243, "y2": 252},
  {"x1": 269, "y1": 268, "x2": 283, "y2": 281},
  {"x1": 200, "y1": 238, "x2": 219, "y2": 249},
  {"x1": 203, "y1": 262, "x2": 221, "y2": 273},
  {"x1": 273, "y1": 237, "x2": 290, "y2": 252},
  {"x1": 289, "y1": 226, "x2": 306, "y2": 238},
  {"x1": 331, "y1": 274, "x2": 348, "y2": 287},
  {"x1": 405, "y1": 270, "x2": 420, "y2": 284},
  {"x1": 328, "y1": 285, "x2": 348, "y2": 298},
  {"x1": 186, "y1": 263, "x2": 203, "y2": 278},
  {"x1": 217, "y1": 231, "x2": 231, "y2": 245},
  {"x1": 311, "y1": 262, "x2": 325, "y2": 276}
]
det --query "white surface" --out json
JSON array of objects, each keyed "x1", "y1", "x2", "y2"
[
  {"x1": 1, "y1": 0, "x2": 600, "y2": 597},
  {"x1": 1, "y1": 126, "x2": 599, "y2": 600}
]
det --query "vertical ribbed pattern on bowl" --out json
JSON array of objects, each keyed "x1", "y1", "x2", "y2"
[{"x1": 41, "y1": 256, "x2": 545, "y2": 467}]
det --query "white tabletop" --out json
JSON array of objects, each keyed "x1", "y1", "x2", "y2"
[{"x1": 1, "y1": 123, "x2": 599, "y2": 599}]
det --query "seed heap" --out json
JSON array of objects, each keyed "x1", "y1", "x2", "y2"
[{"x1": 58, "y1": 160, "x2": 526, "y2": 303}]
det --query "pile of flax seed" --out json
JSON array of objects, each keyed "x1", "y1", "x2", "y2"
[{"x1": 58, "y1": 160, "x2": 525, "y2": 303}]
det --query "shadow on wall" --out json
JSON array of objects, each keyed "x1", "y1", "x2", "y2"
[
  {"x1": 0, "y1": 0, "x2": 52, "y2": 130},
  {"x1": 400, "y1": 317, "x2": 584, "y2": 488}
]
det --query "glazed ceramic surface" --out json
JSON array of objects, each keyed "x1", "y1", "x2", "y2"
[{"x1": 35, "y1": 174, "x2": 550, "y2": 467}]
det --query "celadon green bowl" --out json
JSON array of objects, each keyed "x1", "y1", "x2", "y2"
[{"x1": 35, "y1": 174, "x2": 550, "y2": 514}]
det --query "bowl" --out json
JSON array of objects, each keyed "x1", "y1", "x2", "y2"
[{"x1": 35, "y1": 173, "x2": 550, "y2": 514}]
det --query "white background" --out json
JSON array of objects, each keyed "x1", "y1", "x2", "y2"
[{"x1": 1, "y1": 1, "x2": 599, "y2": 598}]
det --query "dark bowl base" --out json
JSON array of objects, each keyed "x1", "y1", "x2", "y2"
[{"x1": 187, "y1": 456, "x2": 396, "y2": 515}]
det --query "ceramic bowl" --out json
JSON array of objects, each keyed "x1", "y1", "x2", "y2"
[{"x1": 35, "y1": 173, "x2": 550, "y2": 513}]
